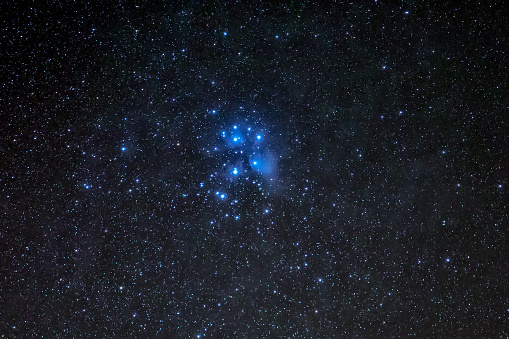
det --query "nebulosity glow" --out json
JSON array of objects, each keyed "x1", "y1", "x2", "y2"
[
  {"x1": 6, "y1": 5, "x2": 502, "y2": 337},
  {"x1": 250, "y1": 151, "x2": 276, "y2": 177},
  {"x1": 210, "y1": 117, "x2": 280, "y2": 200}
]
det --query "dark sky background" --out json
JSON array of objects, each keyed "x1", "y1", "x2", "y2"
[{"x1": 1, "y1": 1, "x2": 508, "y2": 338}]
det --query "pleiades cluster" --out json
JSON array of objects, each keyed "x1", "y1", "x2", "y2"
[{"x1": 1, "y1": 1, "x2": 507, "y2": 338}]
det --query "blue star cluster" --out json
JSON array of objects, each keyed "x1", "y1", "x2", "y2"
[
  {"x1": 213, "y1": 118, "x2": 277, "y2": 179},
  {"x1": 1, "y1": 1, "x2": 507, "y2": 338}
]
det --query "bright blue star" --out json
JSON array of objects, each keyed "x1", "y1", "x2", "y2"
[
  {"x1": 121, "y1": 147, "x2": 126, "y2": 151},
  {"x1": 256, "y1": 135, "x2": 262, "y2": 140},
  {"x1": 232, "y1": 168, "x2": 238, "y2": 175}
]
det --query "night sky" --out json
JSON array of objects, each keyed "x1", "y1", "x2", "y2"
[{"x1": 1, "y1": 1, "x2": 508, "y2": 338}]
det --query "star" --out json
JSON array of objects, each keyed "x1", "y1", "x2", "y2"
[{"x1": 4, "y1": 3, "x2": 504, "y2": 337}]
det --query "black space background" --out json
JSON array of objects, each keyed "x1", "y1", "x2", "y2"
[{"x1": 1, "y1": 1, "x2": 508, "y2": 338}]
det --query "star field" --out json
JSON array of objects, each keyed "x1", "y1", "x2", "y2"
[{"x1": 1, "y1": 1, "x2": 508, "y2": 338}]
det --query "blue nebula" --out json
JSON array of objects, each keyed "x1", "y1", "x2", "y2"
[
  {"x1": 250, "y1": 151, "x2": 276, "y2": 177},
  {"x1": 212, "y1": 119, "x2": 280, "y2": 185}
]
